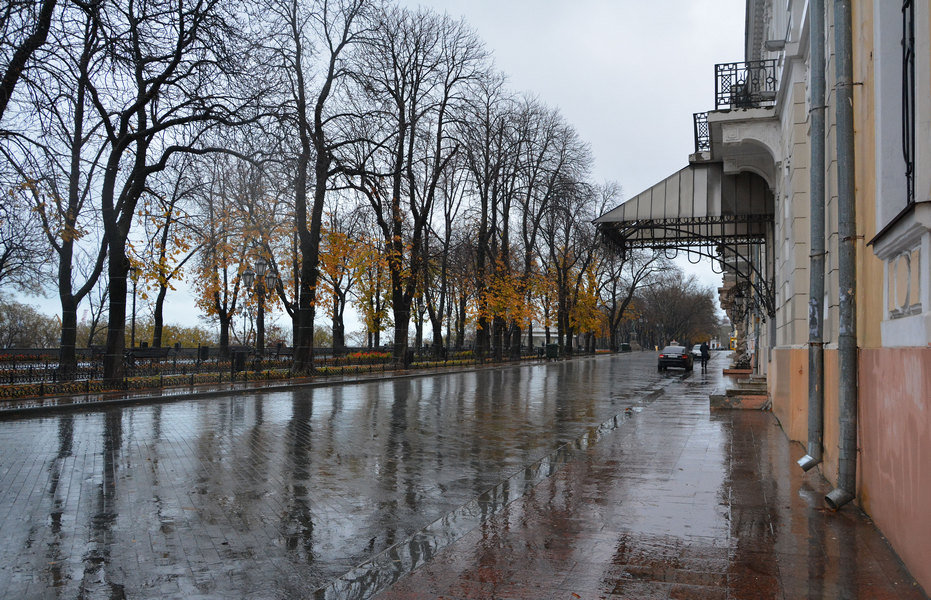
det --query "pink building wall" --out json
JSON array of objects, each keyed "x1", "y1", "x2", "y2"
[{"x1": 858, "y1": 347, "x2": 931, "y2": 593}]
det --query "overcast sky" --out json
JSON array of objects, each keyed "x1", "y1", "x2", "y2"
[
  {"x1": 25, "y1": 1, "x2": 747, "y2": 330},
  {"x1": 399, "y1": 0, "x2": 746, "y2": 195}
]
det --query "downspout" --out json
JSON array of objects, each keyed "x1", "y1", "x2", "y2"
[
  {"x1": 799, "y1": 0, "x2": 826, "y2": 472},
  {"x1": 825, "y1": 0, "x2": 858, "y2": 510}
]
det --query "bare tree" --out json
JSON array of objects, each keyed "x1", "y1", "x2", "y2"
[
  {"x1": 599, "y1": 248, "x2": 664, "y2": 351},
  {"x1": 423, "y1": 154, "x2": 469, "y2": 354},
  {"x1": 348, "y1": 6, "x2": 487, "y2": 365},
  {"x1": 457, "y1": 73, "x2": 511, "y2": 358},
  {"x1": 260, "y1": 0, "x2": 374, "y2": 373},
  {"x1": 191, "y1": 154, "x2": 250, "y2": 356},
  {"x1": 0, "y1": 0, "x2": 57, "y2": 122},
  {"x1": 137, "y1": 156, "x2": 204, "y2": 348},
  {"x1": 639, "y1": 270, "x2": 719, "y2": 347},
  {"x1": 512, "y1": 99, "x2": 587, "y2": 356},
  {"x1": 0, "y1": 182, "x2": 52, "y2": 292},
  {"x1": 319, "y1": 196, "x2": 366, "y2": 353},
  {"x1": 539, "y1": 175, "x2": 597, "y2": 354},
  {"x1": 81, "y1": 277, "x2": 108, "y2": 348},
  {"x1": 80, "y1": 1, "x2": 257, "y2": 384},
  {"x1": 0, "y1": 296, "x2": 59, "y2": 348},
  {"x1": 2, "y1": 4, "x2": 108, "y2": 374},
  {"x1": 446, "y1": 228, "x2": 477, "y2": 349}
]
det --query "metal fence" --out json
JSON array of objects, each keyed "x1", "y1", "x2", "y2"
[{"x1": 0, "y1": 345, "x2": 591, "y2": 387}]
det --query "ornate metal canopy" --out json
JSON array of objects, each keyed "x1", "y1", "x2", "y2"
[{"x1": 594, "y1": 162, "x2": 776, "y2": 317}]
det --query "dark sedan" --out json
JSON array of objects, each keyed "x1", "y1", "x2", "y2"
[{"x1": 657, "y1": 345, "x2": 694, "y2": 371}]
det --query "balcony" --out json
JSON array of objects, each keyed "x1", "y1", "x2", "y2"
[
  {"x1": 715, "y1": 60, "x2": 778, "y2": 110},
  {"x1": 693, "y1": 112, "x2": 710, "y2": 153}
]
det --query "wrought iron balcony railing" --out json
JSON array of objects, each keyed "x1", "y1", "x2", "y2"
[
  {"x1": 693, "y1": 112, "x2": 710, "y2": 153},
  {"x1": 715, "y1": 60, "x2": 778, "y2": 110}
]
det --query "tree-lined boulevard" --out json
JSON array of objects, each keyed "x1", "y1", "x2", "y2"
[{"x1": 1, "y1": 1, "x2": 720, "y2": 390}]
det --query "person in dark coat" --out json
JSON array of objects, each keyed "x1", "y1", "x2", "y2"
[{"x1": 699, "y1": 341, "x2": 710, "y2": 372}]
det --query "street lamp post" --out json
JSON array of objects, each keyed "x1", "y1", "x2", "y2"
[{"x1": 242, "y1": 256, "x2": 278, "y2": 356}]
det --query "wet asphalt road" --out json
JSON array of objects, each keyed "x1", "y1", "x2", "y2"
[{"x1": 0, "y1": 352, "x2": 682, "y2": 598}]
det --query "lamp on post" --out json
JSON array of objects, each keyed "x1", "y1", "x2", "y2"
[{"x1": 242, "y1": 256, "x2": 277, "y2": 356}]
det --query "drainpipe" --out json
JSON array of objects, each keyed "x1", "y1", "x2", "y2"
[
  {"x1": 799, "y1": 0, "x2": 826, "y2": 472},
  {"x1": 825, "y1": 0, "x2": 858, "y2": 510}
]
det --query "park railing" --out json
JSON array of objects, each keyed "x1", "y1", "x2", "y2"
[{"x1": 0, "y1": 344, "x2": 605, "y2": 401}]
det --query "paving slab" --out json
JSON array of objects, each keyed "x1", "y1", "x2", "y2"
[
  {"x1": 372, "y1": 357, "x2": 928, "y2": 600},
  {"x1": 0, "y1": 352, "x2": 925, "y2": 600}
]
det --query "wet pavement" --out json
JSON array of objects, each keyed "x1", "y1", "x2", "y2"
[{"x1": 0, "y1": 353, "x2": 925, "y2": 599}]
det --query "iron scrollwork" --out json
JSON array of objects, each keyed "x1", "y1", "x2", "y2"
[
  {"x1": 693, "y1": 112, "x2": 710, "y2": 153},
  {"x1": 715, "y1": 60, "x2": 778, "y2": 110}
]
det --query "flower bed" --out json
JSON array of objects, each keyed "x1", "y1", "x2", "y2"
[
  {"x1": 344, "y1": 351, "x2": 391, "y2": 364},
  {"x1": 0, "y1": 379, "x2": 109, "y2": 399}
]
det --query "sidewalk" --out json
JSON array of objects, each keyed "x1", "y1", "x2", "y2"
[{"x1": 372, "y1": 365, "x2": 928, "y2": 600}]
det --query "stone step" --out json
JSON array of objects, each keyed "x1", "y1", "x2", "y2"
[
  {"x1": 726, "y1": 383, "x2": 768, "y2": 396},
  {"x1": 710, "y1": 394, "x2": 771, "y2": 410}
]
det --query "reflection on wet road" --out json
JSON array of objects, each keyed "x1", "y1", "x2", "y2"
[
  {"x1": 374, "y1": 359, "x2": 928, "y2": 600},
  {"x1": 0, "y1": 353, "x2": 675, "y2": 598}
]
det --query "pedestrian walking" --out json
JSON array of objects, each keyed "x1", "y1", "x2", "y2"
[{"x1": 699, "y1": 340, "x2": 710, "y2": 372}]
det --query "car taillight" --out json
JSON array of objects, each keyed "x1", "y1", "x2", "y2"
[{"x1": 681, "y1": 354, "x2": 688, "y2": 358}]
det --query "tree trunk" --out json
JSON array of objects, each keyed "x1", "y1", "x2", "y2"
[
  {"x1": 444, "y1": 299, "x2": 452, "y2": 354},
  {"x1": 219, "y1": 316, "x2": 231, "y2": 357},
  {"x1": 102, "y1": 248, "x2": 129, "y2": 385},
  {"x1": 153, "y1": 284, "x2": 168, "y2": 348},
  {"x1": 509, "y1": 322, "x2": 521, "y2": 360},
  {"x1": 492, "y1": 316, "x2": 504, "y2": 361},
  {"x1": 428, "y1": 304, "x2": 444, "y2": 356},
  {"x1": 475, "y1": 317, "x2": 489, "y2": 359},
  {"x1": 292, "y1": 260, "x2": 316, "y2": 373},
  {"x1": 58, "y1": 295, "x2": 78, "y2": 378},
  {"x1": 393, "y1": 304, "x2": 411, "y2": 366},
  {"x1": 456, "y1": 295, "x2": 467, "y2": 350},
  {"x1": 332, "y1": 297, "x2": 345, "y2": 355}
]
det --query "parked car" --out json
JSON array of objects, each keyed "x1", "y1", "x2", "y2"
[
  {"x1": 691, "y1": 344, "x2": 702, "y2": 358},
  {"x1": 619, "y1": 343, "x2": 632, "y2": 353},
  {"x1": 657, "y1": 345, "x2": 694, "y2": 371}
]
